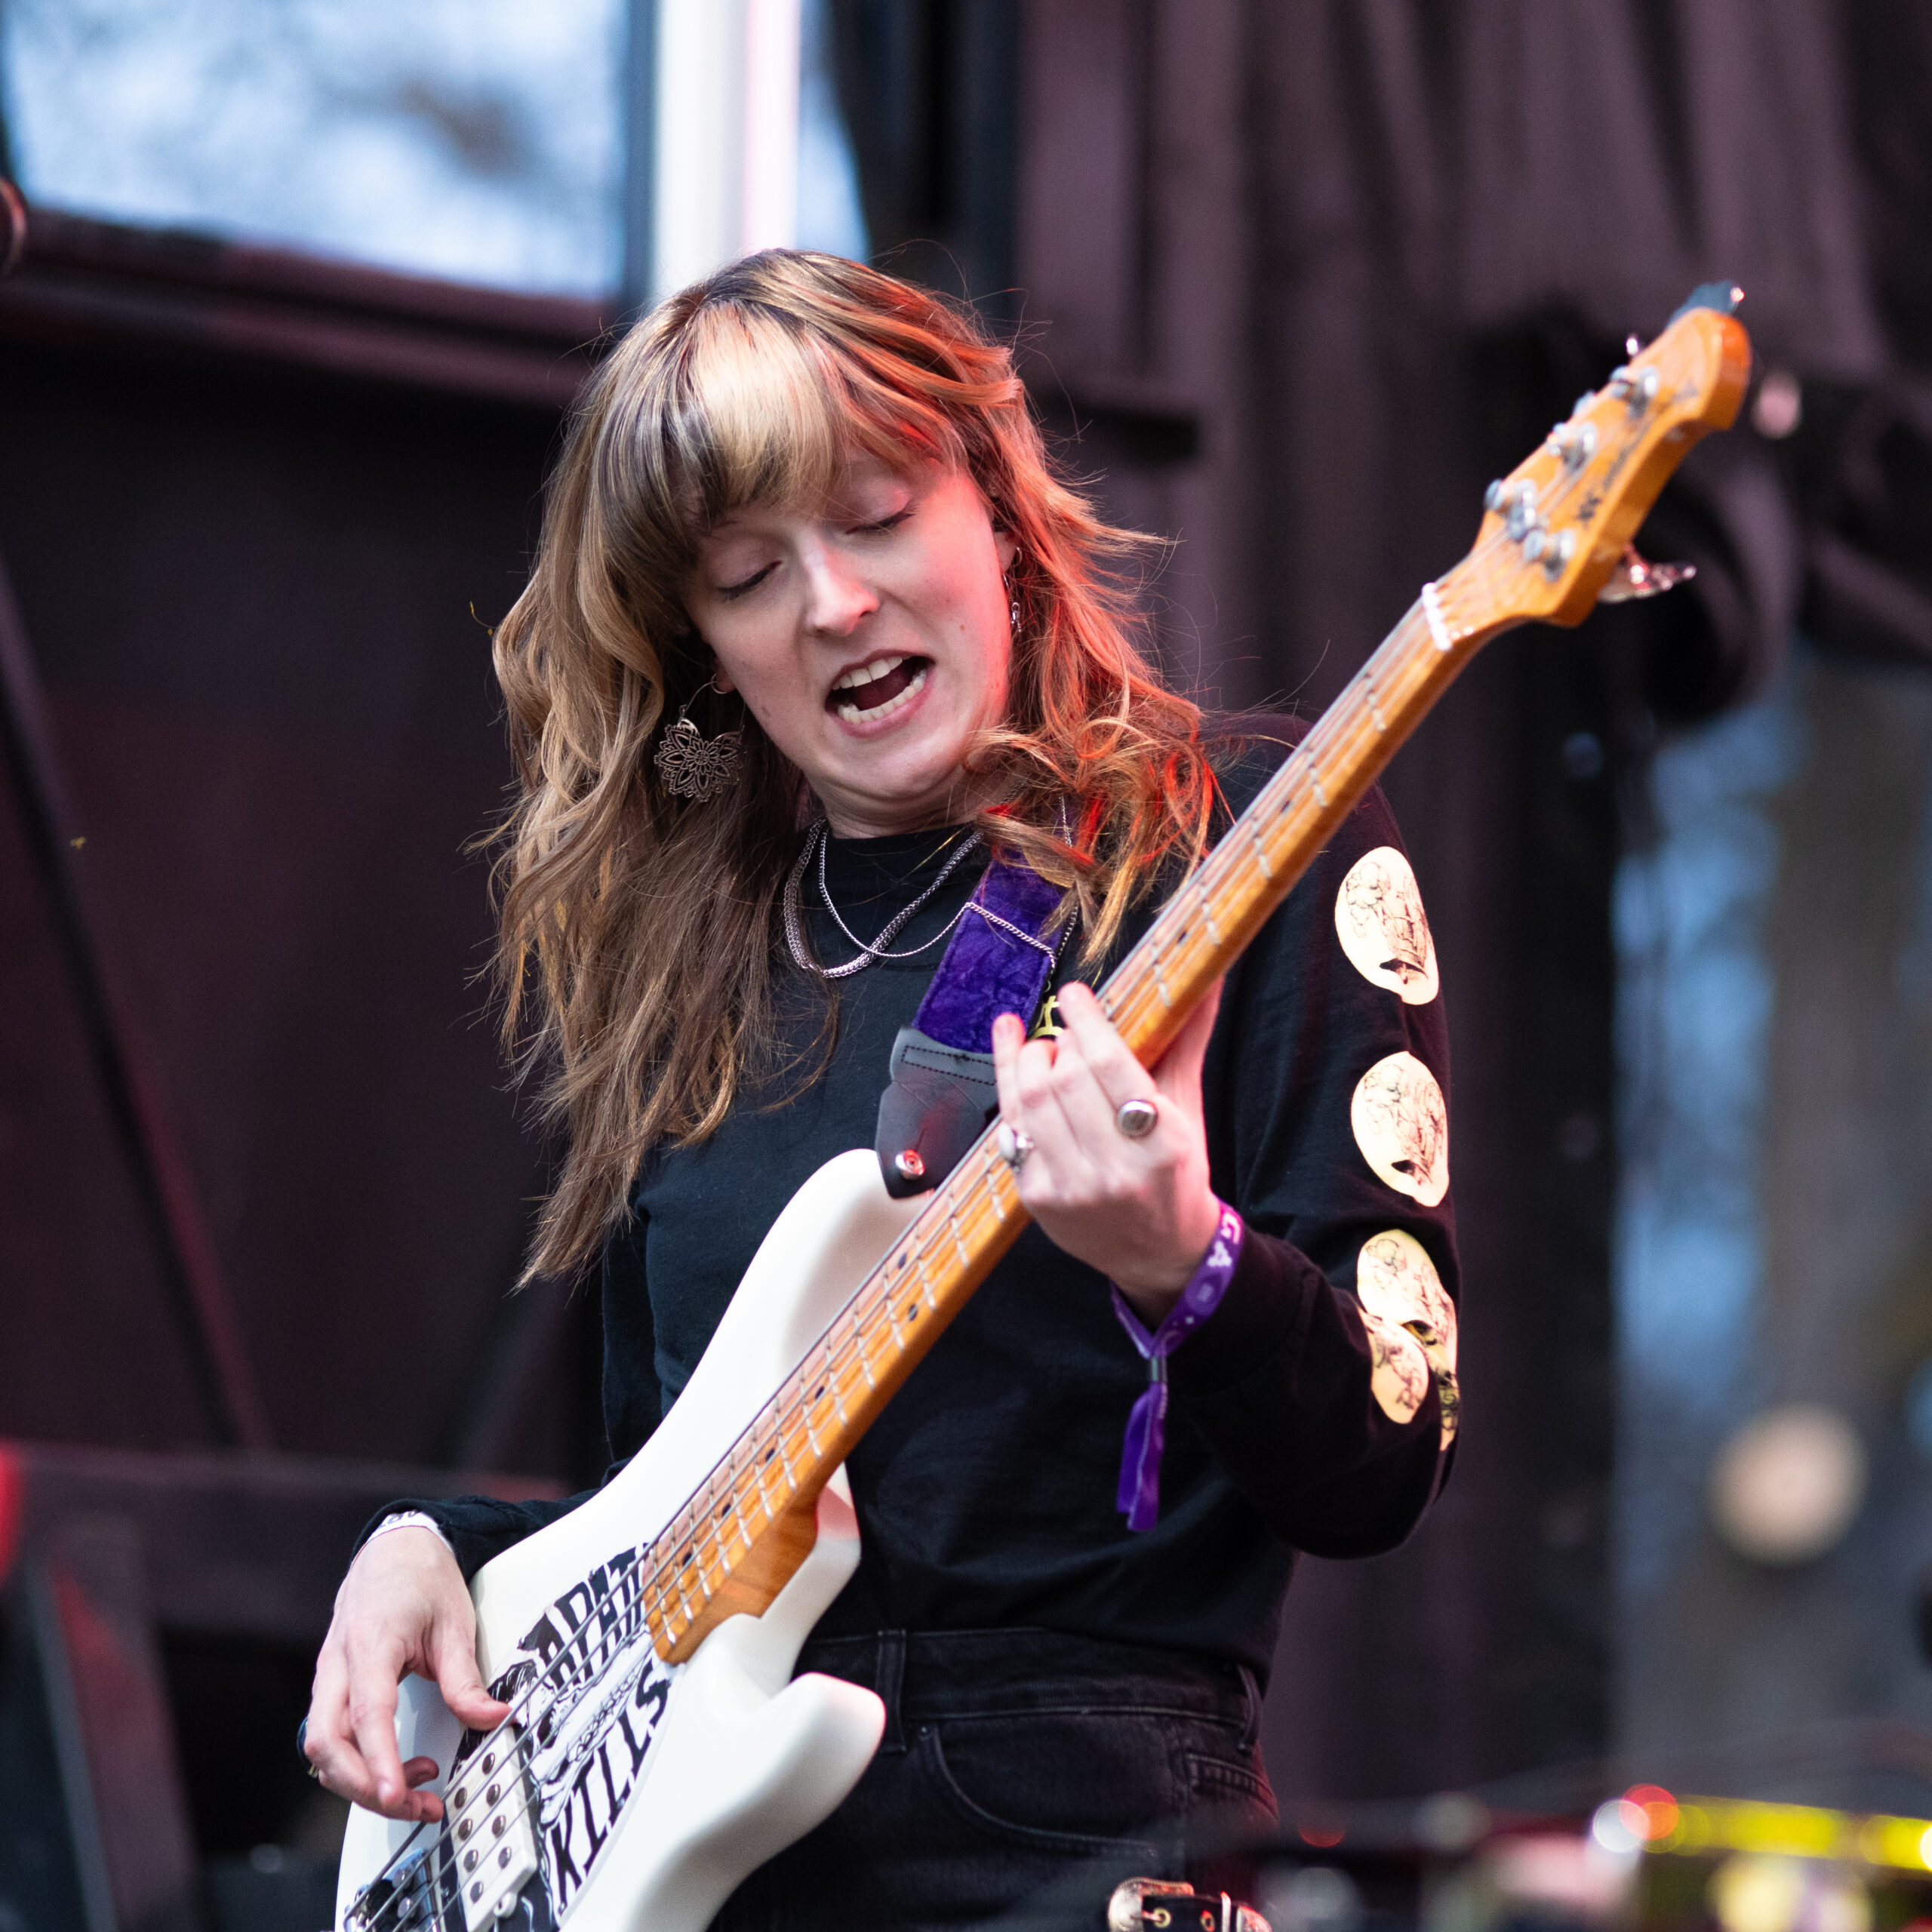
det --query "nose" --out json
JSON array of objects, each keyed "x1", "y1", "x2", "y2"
[{"x1": 798, "y1": 540, "x2": 876, "y2": 638}]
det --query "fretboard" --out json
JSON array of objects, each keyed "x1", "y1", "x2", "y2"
[{"x1": 637, "y1": 556, "x2": 1508, "y2": 1661}]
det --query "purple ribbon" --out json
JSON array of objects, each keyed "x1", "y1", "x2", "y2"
[{"x1": 1109, "y1": 1202, "x2": 1245, "y2": 1531}]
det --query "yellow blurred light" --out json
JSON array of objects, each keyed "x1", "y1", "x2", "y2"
[{"x1": 1641, "y1": 1799, "x2": 1932, "y2": 1872}]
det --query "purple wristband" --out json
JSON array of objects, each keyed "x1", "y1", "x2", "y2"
[{"x1": 1109, "y1": 1201, "x2": 1244, "y2": 1532}]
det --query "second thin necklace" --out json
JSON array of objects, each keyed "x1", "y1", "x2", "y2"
[{"x1": 783, "y1": 823, "x2": 985, "y2": 980}]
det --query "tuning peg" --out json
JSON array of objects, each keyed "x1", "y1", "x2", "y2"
[
  {"x1": 1626, "y1": 334, "x2": 1642, "y2": 356},
  {"x1": 1503, "y1": 481, "x2": 1538, "y2": 540},
  {"x1": 1522, "y1": 527, "x2": 1577, "y2": 576},
  {"x1": 1547, "y1": 420, "x2": 1598, "y2": 470},
  {"x1": 1605, "y1": 364, "x2": 1660, "y2": 410},
  {"x1": 1598, "y1": 543, "x2": 1695, "y2": 602}
]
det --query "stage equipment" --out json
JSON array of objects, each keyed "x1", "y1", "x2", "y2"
[{"x1": 335, "y1": 291, "x2": 1751, "y2": 1932}]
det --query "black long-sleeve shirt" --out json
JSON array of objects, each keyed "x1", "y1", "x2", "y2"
[{"x1": 387, "y1": 729, "x2": 1458, "y2": 1680}]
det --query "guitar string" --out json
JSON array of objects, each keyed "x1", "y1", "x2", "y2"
[{"x1": 352, "y1": 396, "x2": 1642, "y2": 1917}]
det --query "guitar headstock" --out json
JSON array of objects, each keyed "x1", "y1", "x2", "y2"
[{"x1": 1451, "y1": 292, "x2": 1752, "y2": 634}]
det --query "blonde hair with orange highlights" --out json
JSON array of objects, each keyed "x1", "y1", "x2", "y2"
[{"x1": 494, "y1": 250, "x2": 1217, "y2": 1279}]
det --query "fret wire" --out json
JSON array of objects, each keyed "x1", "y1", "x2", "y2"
[
  {"x1": 853, "y1": 1305, "x2": 876, "y2": 1389},
  {"x1": 689, "y1": 1520, "x2": 716, "y2": 1601},
  {"x1": 1247, "y1": 816, "x2": 1274, "y2": 880},
  {"x1": 915, "y1": 1231, "x2": 939, "y2": 1309},
  {"x1": 752, "y1": 1432, "x2": 778, "y2": 1519},
  {"x1": 1149, "y1": 921, "x2": 1174, "y2": 1010},
  {"x1": 823, "y1": 1335, "x2": 848, "y2": 1426},
  {"x1": 1195, "y1": 869, "x2": 1221, "y2": 946},
  {"x1": 944, "y1": 1187, "x2": 971, "y2": 1269},
  {"x1": 981, "y1": 1137, "x2": 1008, "y2": 1220}
]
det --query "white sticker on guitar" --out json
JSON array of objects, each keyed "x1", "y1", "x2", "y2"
[
  {"x1": 1334, "y1": 846, "x2": 1438, "y2": 1003},
  {"x1": 1357, "y1": 1228, "x2": 1459, "y2": 1445},
  {"x1": 1350, "y1": 1051, "x2": 1449, "y2": 1206}
]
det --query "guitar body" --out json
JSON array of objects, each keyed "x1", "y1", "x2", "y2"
[{"x1": 335, "y1": 1150, "x2": 923, "y2": 1931}]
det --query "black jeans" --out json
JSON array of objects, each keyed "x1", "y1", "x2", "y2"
[{"x1": 711, "y1": 1628, "x2": 1276, "y2": 1932}]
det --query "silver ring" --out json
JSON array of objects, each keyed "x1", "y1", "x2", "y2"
[
  {"x1": 1114, "y1": 1096, "x2": 1159, "y2": 1140},
  {"x1": 995, "y1": 1121, "x2": 1034, "y2": 1170}
]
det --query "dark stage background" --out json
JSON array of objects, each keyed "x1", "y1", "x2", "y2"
[{"x1": 4, "y1": 7, "x2": 1932, "y2": 1909}]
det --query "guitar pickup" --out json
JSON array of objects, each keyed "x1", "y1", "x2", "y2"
[{"x1": 448, "y1": 1726, "x2": 542, "y2": 1929}]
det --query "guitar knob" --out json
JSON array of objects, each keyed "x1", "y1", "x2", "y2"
[{"x1": 1483, "y1": 478, "x2": 1505, "y2": 511}]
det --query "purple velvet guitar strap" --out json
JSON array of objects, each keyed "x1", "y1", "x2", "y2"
[{"x1": 873, "y1": 855, "x2": 1066, "y2": 1201}]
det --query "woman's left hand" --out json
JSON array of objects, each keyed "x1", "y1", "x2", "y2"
[{"x1": 990, "y1": 979, "x2": 1225, "y2": 1321}]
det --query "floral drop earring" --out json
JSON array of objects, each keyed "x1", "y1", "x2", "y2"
[{"x1": 653, "y1": 672, "x2": 742, "y2": 803}]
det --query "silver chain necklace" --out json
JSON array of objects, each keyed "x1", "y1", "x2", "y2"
[{"x1": 783, "y1": 823, "x2": 985, "y2": 979}]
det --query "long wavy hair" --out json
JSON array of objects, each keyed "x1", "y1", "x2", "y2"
[{"x1": 494, "y1": 250, "x2": 1218, "y2": 1281}]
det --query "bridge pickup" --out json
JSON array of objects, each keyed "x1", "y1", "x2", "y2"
[{"x1": 448, "y1": 1724, "x2": 541, "y2": 1929}]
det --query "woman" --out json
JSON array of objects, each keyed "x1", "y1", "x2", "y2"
[{"x1": 304, "y1": 251, "x2": 1458, "y2": 1928}]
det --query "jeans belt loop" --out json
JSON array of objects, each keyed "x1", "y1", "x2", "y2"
[
  {"x1": 1237, "y1": 1663, "x2": 1263, "y2": 1752},
  {"x1": 875, "y1": 1629, "x2": 908, "y2": 1755}
]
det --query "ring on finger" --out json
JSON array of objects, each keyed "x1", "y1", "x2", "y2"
[
  {"x1": 995, "y1": 1121, "x2": 1035, "y2": 1170},
  {"x1": 1114, "y1": 1096, "x2": 1159, "y2": 1140}
]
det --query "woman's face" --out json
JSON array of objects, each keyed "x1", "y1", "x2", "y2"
[{"x1": 683, "y1": 455, "x2": 1017, "y2": 838}]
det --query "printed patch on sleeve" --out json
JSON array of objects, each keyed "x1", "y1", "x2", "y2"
[
  {"x1": 1350, "y1": 1052, "x2": 1449, "y2": 1206},
  {"x1": 1334, "y1": 846, "x2": 1438, "y2": 1003},
  {"x1": 1360, "y1": 1306, "x2": 1430, "y2": 1424},
  {"x1": 1358, "y1": 1229, "x2": 1460, "y2": 1445}
]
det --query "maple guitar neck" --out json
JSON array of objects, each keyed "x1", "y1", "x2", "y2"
[{"x1": 640, "y1": 297, "x2": 1752, "y2": 1665}]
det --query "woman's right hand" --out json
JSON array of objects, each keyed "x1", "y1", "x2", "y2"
[{"x1": 303, "y1": 1527, "x2": 510, "y2": 1822}]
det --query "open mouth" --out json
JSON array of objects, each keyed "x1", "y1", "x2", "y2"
[{"x1": 827, "y1": 652, "x2": 931, "y2": 726}]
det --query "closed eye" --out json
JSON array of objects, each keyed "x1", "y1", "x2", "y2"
[
  {"x1": 718, "y1": 563, "x2": 777, "y2": 600},
  {"x1": 854, "y1": 508, "x2": 913, "y2": 535}
]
